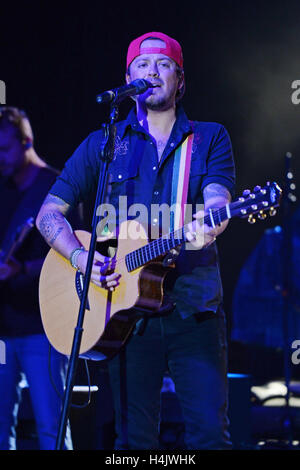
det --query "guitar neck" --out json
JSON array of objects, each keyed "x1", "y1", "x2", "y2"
[
  {"x1": 125, "y1": 206, "x2": 229, "y2": 272},
  {"x1": 1, "y1": 217, "x2": 35, "y2": 264},
  {"x1": 124, "y1": 181, "x2": 282, "y2": 272}
]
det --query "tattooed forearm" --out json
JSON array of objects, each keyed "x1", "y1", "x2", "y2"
[
  {"x1": 37, "y1": 194, "x2": 72, "y2": 245},
  {"x1": 202, "y1": 183, "x2": 232, "y2": 237},
  {"x1": 203, "y1": 183, "x2": 231, "y2": 207},
  {"x1": 38, "y1": 212, "x2": 66, "y2": 245},
  {"x1": 36, "y1": 194, "x2": 80, "y2": 260},
  {"x1": 50, "y1": 226, "x2": 64, "y2": 245}
]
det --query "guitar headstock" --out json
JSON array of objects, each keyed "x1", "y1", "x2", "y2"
[{"x1": 230, "y1": 182, "x2": 282, "y2": 223}]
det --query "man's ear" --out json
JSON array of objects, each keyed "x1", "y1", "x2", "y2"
[
  {"x1": 22, "y1": 137, "x2": 33, "y2": 150},
  {"x1": 178, "y1": 71, "x2": 185, "y2": 91},
  {"x1": 125, "y1": 72, "x2": 131, "y2": 85}
]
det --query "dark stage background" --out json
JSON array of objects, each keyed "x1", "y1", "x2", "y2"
[{"x1": 2, "y1": 0, "x2": 300, "y2": 376}]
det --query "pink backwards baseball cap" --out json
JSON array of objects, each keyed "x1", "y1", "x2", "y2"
[{"x1": 126, "y1": 32, "x2": 183, "y2": 70}]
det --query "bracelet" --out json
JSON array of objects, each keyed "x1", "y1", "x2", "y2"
[{"x1": 69, "y1": 247, "x2": 85, "y2": 270}]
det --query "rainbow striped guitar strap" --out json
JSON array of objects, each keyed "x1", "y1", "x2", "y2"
[{"x1": 170, "y1": 132, "x2": 194, "y2": 232}]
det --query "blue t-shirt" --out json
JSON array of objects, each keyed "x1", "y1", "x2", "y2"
[{"x1": 50, "y1": 106, "x2": 235, "y2": 318}]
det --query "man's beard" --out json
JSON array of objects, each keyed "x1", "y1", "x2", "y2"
[{"x1": 145, "y1": 95, "x2": 174, "y2": 111}]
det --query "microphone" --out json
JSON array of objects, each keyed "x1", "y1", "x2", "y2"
[{"x1": 96, "y1": 79, "x2": 154, "y2": 104}]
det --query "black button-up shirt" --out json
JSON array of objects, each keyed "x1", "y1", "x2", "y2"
[{"x1": 50, "y1": 106, "x2": 235, "y2": 318}]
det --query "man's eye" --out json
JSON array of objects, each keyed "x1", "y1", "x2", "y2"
[
  {"x1": 138, "y1": 63, "x2": 147, "y2": 68},
  {"x1": 159, "y1": 62, "x2": 170, "y2": 68}
]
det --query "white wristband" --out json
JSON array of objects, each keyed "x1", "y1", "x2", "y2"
[{"x1": 70, "y1": 247, "x2": 85, "y2": 269}]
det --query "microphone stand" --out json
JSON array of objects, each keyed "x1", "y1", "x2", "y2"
[{"x1": 55, "y1": 102, "x2": 119, "y2": 450}]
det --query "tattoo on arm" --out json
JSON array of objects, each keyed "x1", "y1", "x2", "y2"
[
  {"x1": 203, "y1": 183, "x2": 231, "y2": 207},
  {"x1": 38, "y1": 212, "x2": 66, "y2": 245},
  {"x1": 37, "y1": 194, "x2": 72, "y2": 245},
  {"x1": 202, "y1": 184, "x2": 232, "y2": 235}
]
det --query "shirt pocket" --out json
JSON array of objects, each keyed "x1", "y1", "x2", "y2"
[{"x1": 109, "y1": 165, "x2": 139, "y2": 185}]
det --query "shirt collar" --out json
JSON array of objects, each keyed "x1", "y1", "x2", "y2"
[{"x1": 118, "y1": 105, "x2": 193, "y2": 140}]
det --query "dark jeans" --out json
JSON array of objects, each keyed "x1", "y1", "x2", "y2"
[
  {"x1": 0, "y1": 334, "x2": 72, "y2": 450},
  {"x1": 108, "y1": 306, "x2": 231, "y2": 450}
]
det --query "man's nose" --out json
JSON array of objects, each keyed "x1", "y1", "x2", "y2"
[{"x1": 147, "y1": 63, "x2": 159, "y2": 77}]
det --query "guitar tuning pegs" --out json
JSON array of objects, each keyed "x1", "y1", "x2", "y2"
[
  {"x1": 269, "y1": 207, "x2": 277, "y2": 217},
  {"x1": 257, "y1": 210, "x2": 267, "y2": 220},
  {"x1": 248, "y1": 214, "x2": 256, "y2": 224}
]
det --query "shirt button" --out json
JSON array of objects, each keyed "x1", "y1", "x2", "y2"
[
  {"x1": 170, "y1": 142, "x2": 175, "y2": 147},
  {"x1": 153, "y1": 166, "x2": 157, "y2": 171},
  {"x1": 118, "y1": 174, "x2": 122, "y2": 179},
  {"x1": 153, "y1": 218, "x2": 158, "y2": 224},
  {"x1": 154, "y1": 191, "x2": 159, "y2": 195}
]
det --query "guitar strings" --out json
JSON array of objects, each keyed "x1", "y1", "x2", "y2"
[{"x1": 112, "y1": 207, "x2": 228, "y2": 271}]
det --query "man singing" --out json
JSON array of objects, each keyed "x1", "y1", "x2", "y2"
[{"x1": 36, "y1": 32, "x2": 235, "y2": 449}]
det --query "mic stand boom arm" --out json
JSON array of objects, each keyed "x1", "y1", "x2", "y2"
[{"x1": 55, "y1": 103, "x2": 119, "y2": 450}]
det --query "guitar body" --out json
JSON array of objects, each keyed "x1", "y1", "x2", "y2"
[
  {"x1": 39, "y1": 182, "x2": 282, "y2": 361},
  {"x1": 39, "y1": 221, "x2": 172, "y2": 361}
]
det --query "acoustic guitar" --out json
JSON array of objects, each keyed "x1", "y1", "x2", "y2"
[{"x1": 39, "y1": 182, "x2": 282, "y2": 361}]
